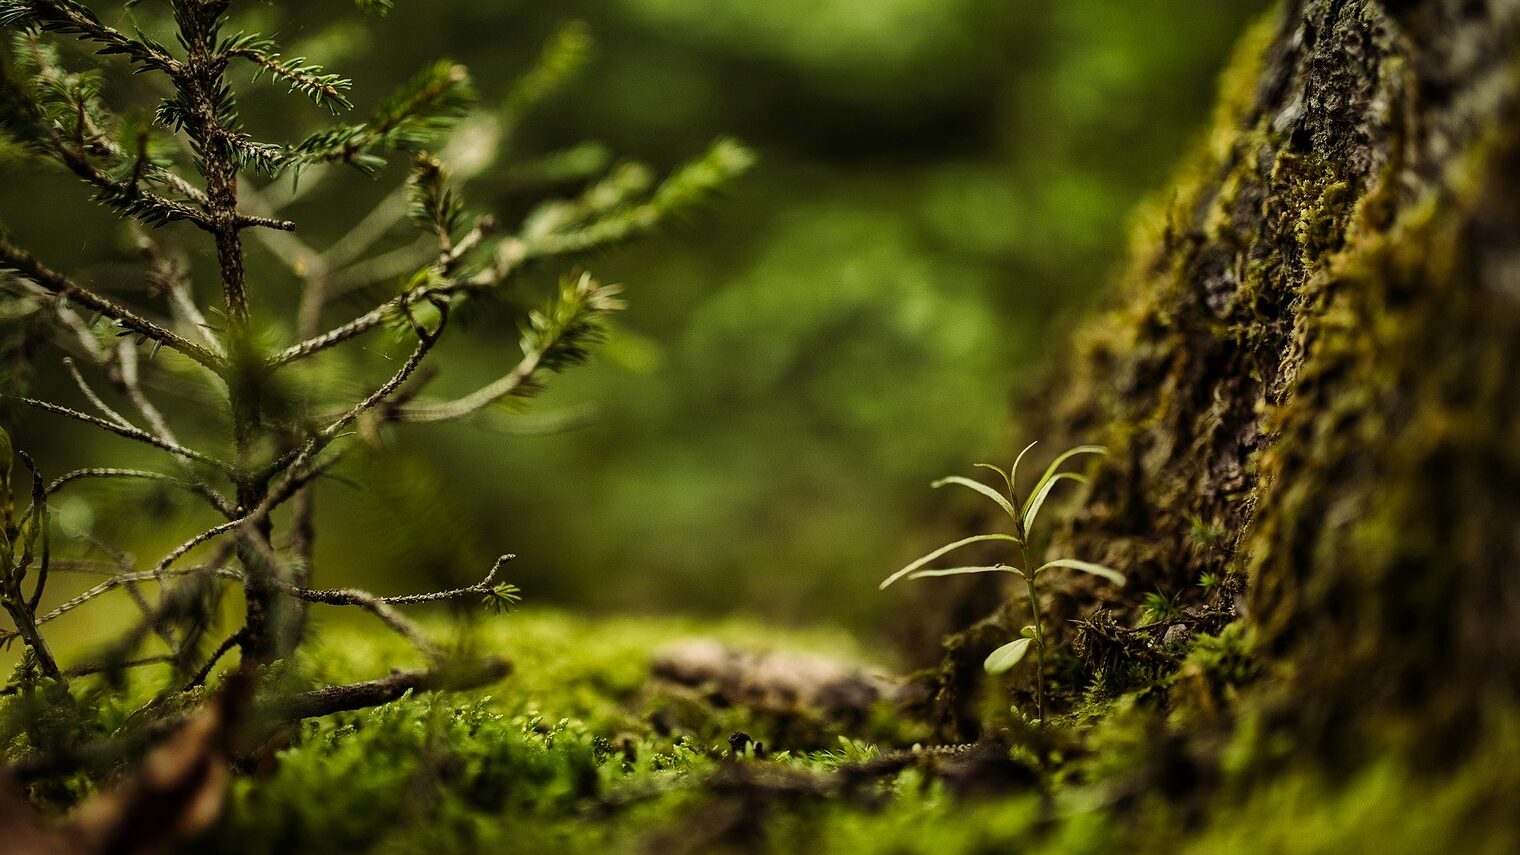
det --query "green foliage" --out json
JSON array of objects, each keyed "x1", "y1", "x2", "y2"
[
  {"x1": 1140, "y1": 590, "x2": 1181, "y2": 625},
  {"x1": 0, "y1": 0, "x2": 749, "y2": 769},
  {"x1": 881, "y1": 443, "x2": 1122, "y2": 722},
  {"x1": 222, "y1": 32, "x2": 353, "y2": 113},
  {"x1": 285, "y1": 59, "x2": 475, "y2": 177},
  {"x1": 524, "y1": 273, "x2": 626, "y2": 375},
  {"x1": 501, "y1": 20, "x2": 592, "y2": 122},
  {"x1": 404, "y1": 152, "x2": 464, "y2": 243}
]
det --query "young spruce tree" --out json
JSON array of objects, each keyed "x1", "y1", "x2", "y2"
[{"x1": 0, "y1": 0, "x2": 750, "y2": 759}]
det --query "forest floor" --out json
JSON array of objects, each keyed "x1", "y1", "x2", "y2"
[{"x1": 6, "y1": 609, "x2": 1508, "y2": 854}]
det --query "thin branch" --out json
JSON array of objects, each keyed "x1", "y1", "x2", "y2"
[
  {"x1": 62, "y1": 356, "x2": 133, "y2": 430},
  {"x1": 164, "y1": 278, "x2": 225, "y2": 356},
  {"x1": 277, "y1": 560, "x2": 512, "y2": 608},
  {"x1": 183, "y1": 628, "x2": 246, "y2": 690},
  {"x1": 271, "y1": 232, "x2": 505, "y2": 367},
  {"x1": 44, "y1": 467, "x2": 228, "y2": 518},
  {"x1": 52, "y1": 301, "x2": 109, "y2": 363},
  {"x1": 136, "y1": 230, "x2": 225, "y2": 358},
  {"x1": 117, "y1": 341, "x2": 179, "y2": 448},
  {"x1": 0, "y1": 232, "x2": 223, "y2": 370},
  {"x1": 281, "y1": 585, "x2": 440, "y2": 659},
  {"x1": 234, "y1": 212, "x2": 298, "y2": 231},
  {"x1": 65, "y1": 655, "x2": 175, "y2": 679},
  {"x1": 22, "y1": 0, "x2": 183, "y2": 75},
  {"x1": 31, "y1": 565, "x2": 238, "y2": 628},
  {"x1": 269, "y1": 657, "x2": 513, "y2": 722},
  {"x1": 47, "y1": 467, "x2": 191, "y2": 495},
  {"x1": 392, "y1": 348, "x2": 540, "y2": 424},
  {"x1": 268, "y1": 300, "x2": 396, "y2": 366},
  {"x1": 45, "y1": 557, "x2": 128, "y2": 575},
  {"x1": 321, "y1": 235, "x2": 436, "y2": 299},
  {"x1": 90, "y1": 535, "x2": 184, "y2": 656},
  {"x1": 324, "y1": 187, "x2": 413, "y2": 271},
  {"x1": 11, "y1": 397, "x2": 234, "y2": 471},
  {"x1": 117, "y1": 342, "x2": 237, "y2": 518},
  {"x1": 265, "y1": 308, "x2": 446, "y2": 480}
]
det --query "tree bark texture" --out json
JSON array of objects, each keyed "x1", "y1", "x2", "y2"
[{"x1": 937, "y1": 0, "x2": 1520, "y2": 762}]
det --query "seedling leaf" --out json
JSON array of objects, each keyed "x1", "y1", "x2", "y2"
[
  {"x1": 1035, "y1": 558, "x2": 1125, "y2": 586},
  {"x1": 932, "y1": 475, "x2": 1018, "y2": 522},
  {"x1": 972, "y1": 463, "x2": 1012, "y2": 496},
  {"x1": 1010, "y1": 440, "x2": 1038, "y2": 494},
  {"x1": 879, "y1": 534, "x2": 1021, "y2": 589},
  {"x1": 984, "y1": 638, "x2": 1032, "y2": 674},
  {"x1": 905, "y1": 564, "x2": 1020, "y2": 581},
  {"x1": 1022, "y1": 471, "x2": 1088, "y2": 530},
  {"x1": 1028, "y1": 444, "x2": 1105, "y2": 503}
]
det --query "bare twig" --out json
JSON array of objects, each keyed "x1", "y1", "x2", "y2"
[
  {"x1": 11, "y1": 397, "x2": 233, "y2": 471},
  {"x1": 270, "y1": 555, "x2": 516, "y2": 658},
  {"x1": 184, "y1": 628, "x2": 247, "y2": 691},
  {"x1": 31, "y1": 565, "x2": 238, "y2": 628},
  {"x1": 392, "y1": 348, "x2": 542, "y2": 424},
  {"x1": 0, "y1": 233, "x2": 223, "y2": 370},
  {"x1": 62, "y1": 357, "x2": 133, "y2": 430},
  {"x1": 270, "y1": 657, "x2": 514, "y2": 722}
]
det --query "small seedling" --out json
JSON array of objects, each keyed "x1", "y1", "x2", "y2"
[{"x1": 881, "y1": 442, "x2": 1123, "y2": 723}]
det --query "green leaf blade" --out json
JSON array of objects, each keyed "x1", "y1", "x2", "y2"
[
  {"x1": 879, "y1": 534, "x2": 1021, "y2": 590},
  {"x1": 1028, "y1": 444, "x2": 1106, "y2": 500},
  {"x1": 984, "y1": 638, "x2": 1032, "y2": 674},
  {"x1": 932, "y1": 475, "x2": 1018, "y2": 522},
  {"x1": 905, "y1": 565, "x2": 1020, "y2": 581},
  {"x1": 1009, "y1": 440, "x2": 1039, "y2": 494},
  {"x1": 1035, "y1": 558, "x2": 1125, "y2": 586},
  {"x1": 1022, "y1": 471, "x2": 1087, "y2": 531}
]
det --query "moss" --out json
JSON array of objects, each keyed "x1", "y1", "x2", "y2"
[{"x1": 8, "y1": 606, "x2": 1520, "y2": 852}]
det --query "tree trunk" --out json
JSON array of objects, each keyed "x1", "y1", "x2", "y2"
[{"x1": 935, "y1": 0, "x2": 1520, "y2": 763}]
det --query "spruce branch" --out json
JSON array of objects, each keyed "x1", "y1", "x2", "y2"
[
  {"x1": 270, "y1": 140, "x2": 752, "y2": 368},
  {"x1": 0, "y1": 0, "x2": 181, "y2": 76},
  {"x1": 406, "y1": 151, "x2": 464, "y2": 250},
  {"x1": 394, "y1": 273, "x2": 622, "y2": 423},
  {"x1": 0, "y1": 230, "x2": 223, "y2": 369},
  {"x1": 10, "y1": 396, "x2": 234, "y2": 470},
  {"x1": 1, "y1": 36, "x2": 212, "y2": 228},
  {"x1": 45, "y1": 466, "x2": 230, "y2": 516},
  {"x1": 280, "y1": 554, "x2": 516, "y2": 609},
  {"x1": 221, "y1": 32, "x2": 353, "y2": 113},
  {"x1": 62, "y1": 356, "x2": 134, "y2": 430},
  {"x1": 284, "y1": 60, "x2": 473, "y2": 176}
]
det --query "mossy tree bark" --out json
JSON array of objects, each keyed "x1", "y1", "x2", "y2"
[{"x1": 937, "y1": 0, "x2": 1520, "y2": 760}]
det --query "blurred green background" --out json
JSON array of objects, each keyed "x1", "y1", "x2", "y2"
[{"x1": 1, "y1": 0, "x2": 1261, "y2": 642}]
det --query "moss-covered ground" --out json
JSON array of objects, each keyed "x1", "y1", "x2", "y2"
[{"x1": 8, "y1": 608, "x2": 1514, "y2": 854}]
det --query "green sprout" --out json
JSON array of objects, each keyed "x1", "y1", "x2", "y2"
[{"x1": 880, "y1": 442, "x2": 1124, "y2": 723}]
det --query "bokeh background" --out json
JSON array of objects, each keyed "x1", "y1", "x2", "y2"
[{"x1": 0, "y1": 0, "x2": 1262, "y2": 644}]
